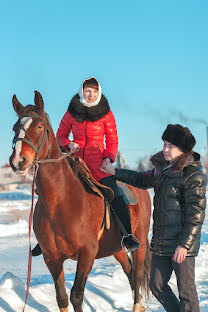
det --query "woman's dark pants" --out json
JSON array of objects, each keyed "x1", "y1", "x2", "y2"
[
  {"x1": 150, "y1": 254, "x2": 199, "y2": 312},
  {"x1": 99, "y1": 176, "x2": 132, "y2": 234}
]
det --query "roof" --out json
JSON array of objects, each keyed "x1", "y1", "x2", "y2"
[{"x1": 1, "y1": 163, "x2": 10, "y2": 168}]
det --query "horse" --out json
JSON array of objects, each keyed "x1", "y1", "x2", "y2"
[{"x1": 9, "y1": 91, "x2": 151, "y2": 312}]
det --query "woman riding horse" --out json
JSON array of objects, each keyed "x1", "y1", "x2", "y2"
[
  {"x1": 9, "y1": 91, "x2": 151, "y2": 312},
  {"x1": 32, "y1": 77, "x2": 139, "y2": 256}
]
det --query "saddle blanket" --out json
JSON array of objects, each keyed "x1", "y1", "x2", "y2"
[{"x1": 117, "y1": 180, "x2": 138, "y2": 205}]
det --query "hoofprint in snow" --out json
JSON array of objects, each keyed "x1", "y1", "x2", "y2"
[{"x1": 0, "y1": 189, "x2": 208, "y2": 312}]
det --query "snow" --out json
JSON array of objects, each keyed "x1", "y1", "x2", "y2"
[{"x1": 0, "y1": 189, "x2": 208, "y2": 312}]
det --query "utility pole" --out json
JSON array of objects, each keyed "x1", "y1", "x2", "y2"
[{"x1": 116, "y1": 150, "x2": 128, "y2": 169}]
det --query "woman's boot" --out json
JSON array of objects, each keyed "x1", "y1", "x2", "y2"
[
  {"x1": 32, "y1": 243, "x2": 42, "y2": 256},
  {"x1": 111, "y1": 196, "x2": 139, "y2": 252}
]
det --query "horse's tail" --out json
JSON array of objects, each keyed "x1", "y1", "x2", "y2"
[{"x1": 141, "y1": 239, "x2": 152, "y2": 300}]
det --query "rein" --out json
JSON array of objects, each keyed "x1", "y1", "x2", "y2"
[
  {"x1": 36, "y1": 150, "x2": 74, "y2": 164},
  {"x1": 22, "y1": 164, "x2": 38, "y2": 312}
]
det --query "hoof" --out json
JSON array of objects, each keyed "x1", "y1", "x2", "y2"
[{"x1": 132, "y1": 303, "x2": 145, "y2": 312}]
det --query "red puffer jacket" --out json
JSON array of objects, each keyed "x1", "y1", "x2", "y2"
[{"x1": 56, "y1": 94, "x2": 118, "y2": 180}]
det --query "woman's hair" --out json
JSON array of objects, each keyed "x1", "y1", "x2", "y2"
[{"x1": 83, "y1": 78, "x2": 99, "y2": 90}]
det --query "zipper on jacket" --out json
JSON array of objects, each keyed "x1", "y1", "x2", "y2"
[
  {"x1": 83, "y1": 121, "x2": 88, "y2": 160},
  {"x1": 155, "y1": 174, "x2": 166, "y2": 244}
]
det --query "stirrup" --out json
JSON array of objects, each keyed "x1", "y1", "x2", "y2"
[{"x1": 121, "y1": 234, "x2": 140, "y2": 253}]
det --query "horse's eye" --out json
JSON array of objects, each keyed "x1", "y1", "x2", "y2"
[{"x1": 38, "y1": 125, "x2": 43, "y2": 129}]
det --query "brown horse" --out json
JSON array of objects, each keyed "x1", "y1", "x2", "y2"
[{"x1": 9, "y1": 91, "x2": 151, "y2": 312}]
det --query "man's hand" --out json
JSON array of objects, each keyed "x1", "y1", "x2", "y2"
[
  {"x1": 100, "y1": 158, "x2": 116, "y2": 175},
  {"x1": 102, "y1": 157, "x2": 111, "y2": 166},
  {"x1": 173, "y1": 245, "x2": 187, "y2": 263}
]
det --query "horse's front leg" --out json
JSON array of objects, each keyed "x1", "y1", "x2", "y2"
[
  {"x1": 70, "y1": 245, "x2": 97, "y2": 312},
  {"x1": 43, "y1": 255, "x2": 68, "y2": 312}
]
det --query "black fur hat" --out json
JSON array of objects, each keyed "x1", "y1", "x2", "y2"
[{"x1": 162, "y1": 124, "x2": 196, "y2": 153}]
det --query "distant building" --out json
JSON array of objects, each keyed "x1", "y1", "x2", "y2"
[{"x1": 0, "y1": 163, "x2": 33, "y2": 191}]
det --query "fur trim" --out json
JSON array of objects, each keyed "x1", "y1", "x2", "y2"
[
  {"x1": 151, "y1": 151, "x2": 200, "y2": 174},
  {"x1": 162, "y1": 124, "x2": 196, "y2": 153},
  {"x1": 68, "y1": 94, "x2": 110, "y2": 123}
]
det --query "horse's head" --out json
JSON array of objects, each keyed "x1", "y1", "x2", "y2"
[{"x1": 9, "y1": 91, "x2": 52, "y2": 175}]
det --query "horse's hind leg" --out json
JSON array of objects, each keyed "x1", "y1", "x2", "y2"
[
  {"x1": 70, "y1": 246, "x2": 97, "y2": 312},
  {"x1": 114, "y1": 250, "x2": 144, "y2": 311},
  {"x1": 131, "y1": 241, "x2": 151, "y2": 312},
  {"x1": 43, "y1": 256, "x2": 68, "y2": 312},
  {"x1": 115, "y1": 241, "x2": 151, "y2": 312}
]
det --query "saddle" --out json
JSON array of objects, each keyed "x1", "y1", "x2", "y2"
[
  {"x1": 66, "y1": 156, "x2": 138, "y2": 205},
  {"x1": 66, "y1": 156, "x2": 138, "y2": 239},
  {"x1": 66, "y1": 156, "x2": 114, "y2": 203},
  {"x1": 117, "y1": 181, "x2": 138, "y2": 205},
  {"x1": 66, "y1": 156, "x2": 113, "y2": 238}
]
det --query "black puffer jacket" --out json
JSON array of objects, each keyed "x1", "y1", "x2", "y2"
[{"x1": 115, "y1": 151, "x2": 207, "y2": 256}]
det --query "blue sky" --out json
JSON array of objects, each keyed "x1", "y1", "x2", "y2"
[{"x1": 0, "y1": 0, "x2": 208, "y2": 168}]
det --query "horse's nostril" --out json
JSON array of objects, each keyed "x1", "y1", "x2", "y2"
[
  {"x1": 19, "y1": 156, "x2": 27, "y2": 169},
  {"x1": 21, "y1": 156, "x2": 26, "y2": 164}
]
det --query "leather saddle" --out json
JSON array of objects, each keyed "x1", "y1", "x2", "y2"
[
  {"x1": 66, "y1": 156, "x2": 112, "y2": 237},
  {"x1": 66, "y1": 156, "x2": 138, "y2": 238},
  {"x1": 66, "y1": 156, "x2": 114, "y2": 203},
  {"x1": 66, "y1": 156, "x2": 138, "y2": 205},
  {"x1": 116, "y1": 181, "x2": 138, "y2": 205}
]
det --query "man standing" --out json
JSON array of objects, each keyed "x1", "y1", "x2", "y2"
[{"x1": 101, "y1": 124, "x2": 207, "y2": 312}]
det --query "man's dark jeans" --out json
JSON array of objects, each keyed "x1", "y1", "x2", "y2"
[{"x1": 150, "y1": 254, "x2": 199, "y2": 312}]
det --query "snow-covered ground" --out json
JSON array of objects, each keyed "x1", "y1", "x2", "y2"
[{"x1": 0, "y1": 189, "x2": 208, "y2": 312}]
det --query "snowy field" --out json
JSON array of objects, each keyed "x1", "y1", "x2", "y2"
[{"x1": 0, "y1": 188, "x2": 208, "y2": 312}]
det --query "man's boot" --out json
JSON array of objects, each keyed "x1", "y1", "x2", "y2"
[
  {"x1": 111, "y1": 196, "x2": 139, "y2": 253},
  {"x1": 32, "y1": 243, "x2": 42, "y2": 256}
]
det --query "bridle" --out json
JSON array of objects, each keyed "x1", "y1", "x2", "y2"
[
  {"x1": 12, "y1": 112, "x2": 73, "y2": 166},
  {"x1": 12, "y1": 112, "x2": 50, "y2": 161}
]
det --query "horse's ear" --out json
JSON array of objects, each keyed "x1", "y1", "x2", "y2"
[
  {"x1": 12, "y1": 95, "x2": 23, "y2": 114},
  {"x1": 34, "y1": 90, "x2": 44, "y2": 110}
]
